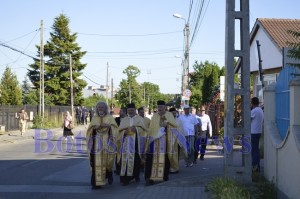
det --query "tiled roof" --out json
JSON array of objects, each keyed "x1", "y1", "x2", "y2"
[{"x1": 258, "y1": 18, "x2": 300, "y2": 49}]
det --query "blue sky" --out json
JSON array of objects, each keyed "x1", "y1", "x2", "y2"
[{"x1": 1, "y1": 0, "x2": 299, "y2": 94}]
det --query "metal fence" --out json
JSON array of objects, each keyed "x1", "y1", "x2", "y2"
[
  {"x1": 275, "y1": 65, "x2": 299, "y2": 138},
  {"x1": 0, "y1": 105, "x2": 72, "y2": 132}
]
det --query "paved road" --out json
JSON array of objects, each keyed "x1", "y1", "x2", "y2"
[{"x1": 0, "y1": 126, "x2": 224, "y2": 199}]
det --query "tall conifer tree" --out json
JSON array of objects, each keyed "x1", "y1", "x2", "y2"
[{"x1": 28, "y1": 14, "x2": 87, "y2": 105}]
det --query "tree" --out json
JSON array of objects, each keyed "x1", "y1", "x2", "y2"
[
  {"x1": 189, "y1": 61, "x2": 221, "y2": 107},
  {"x1": 21, "y1": 76, "x2": 32, "y2": 104},
  {"x1": 115, "y1": 65, "x2": 143, "y2": 107},
  {"x1": 84, "y1": 93, "x2": 106, "y2": 108},
  {"x1": 27, "y1": 13, "x2": 87, "y2": 106},
  {"x1": 287, "y1": 30, "x2": 300, "y2": 68},
  {"x1": 0, "y1": 66, "x2": 22, "y2": 105}
]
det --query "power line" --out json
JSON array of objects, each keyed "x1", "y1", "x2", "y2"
[
  {"x1": 0, "y1": 41, "x2": 39, "y2": 60},
  {"x1": 76, "y1": 30, "x2": 182, "y2": 37}
]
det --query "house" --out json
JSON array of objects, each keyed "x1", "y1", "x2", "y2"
[
  {"x1": 248, "y1": 18, "x2": 300, "y2": 199},
  {"x1": 248, "y1": 18, "x2": 300, "y2": 102}
]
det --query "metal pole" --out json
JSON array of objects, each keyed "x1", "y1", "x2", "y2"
[
  {"x1": 256, "y1": 40, "x2": 264, "y2": 88},
  {"x1": 106, "y1": 62, "x2": 109, "y2": 105},
  {"x1": 39, "y1": 20, "x2": 43, "y2": 117},
  {"x1": 70, "y1": 55, "x2": 74, "y2": 119}
]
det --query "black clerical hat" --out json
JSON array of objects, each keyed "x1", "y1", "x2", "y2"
[
  {"x1": 157, "y1": 100, "x2": 166, "y2": 105},
  {"x1": 127, "y1": 103, "x2": 136, "y2": 109}
]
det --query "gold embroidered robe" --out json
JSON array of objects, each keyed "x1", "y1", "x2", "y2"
[
  {"x1": 86, "y1": 114, "x2": 118, "y2": 186},
  {"x1": 118, "y1": 115, "x2": 146, "y2": 176}
]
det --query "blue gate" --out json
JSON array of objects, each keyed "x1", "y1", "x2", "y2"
[{"x1": 275, "y1": 66, "x2": 299, "y2": 138}]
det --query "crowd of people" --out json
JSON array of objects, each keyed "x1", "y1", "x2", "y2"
[
  {"x1": 85, "y1": 100, "x2": 214, "y2": 189},
  {"x1": 15, "y1": 96, "x2": 263, "y2": 189}
]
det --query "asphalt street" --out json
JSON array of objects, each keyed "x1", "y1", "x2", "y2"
[{"x1": 0, "y1": 126, "x2": 224, "y2": 199}]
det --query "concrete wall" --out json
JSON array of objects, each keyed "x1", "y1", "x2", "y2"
[{"x1": 264, "y1": 80, "x2": 300, "y2": 199}]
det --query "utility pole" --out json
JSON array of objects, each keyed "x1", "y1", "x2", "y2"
[
  {"x1": 106, "y1": 62, "x2": 109, "y2": 105},
  {"x1": 256, "y1": 40, "x2": 264, "y2": 88},
  {"x1": 224, "y1": 0, "x2": 251, "y2": 183},
  {"x1": 40, "y1": 20, "x2": 45, "y2": 120},
  {"x1": 184, "y1": 23, "x2": 190, "y2": 90},
  {"x1": 111, "y1": 78, "x2": 113, "y2": 109},
  {"x1": 70, "y1": 55, "x2": 74, "y2": 119}
]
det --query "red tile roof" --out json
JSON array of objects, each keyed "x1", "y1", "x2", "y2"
[{"x1": 258, "y1": 18, "x2": 300, "y2": 49}]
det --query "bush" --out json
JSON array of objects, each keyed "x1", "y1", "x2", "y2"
[
  {"x1": 32, "y1": 115, "x2": 60, "y2": 129},
  {"x1": 208, "y1": 177, "x2": 250, "y2": 199}
]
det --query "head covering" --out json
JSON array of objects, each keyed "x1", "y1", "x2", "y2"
[
  {"x1": 183, "y1": 104, "x2": 190, "y2": 109},
  {"x1": 157, "y1": 100, "x2": 166, "y2": 105},
  {"x1": 127, "y1": 103, "x2": 136, "y2": 109},
  {"x1": 169, "y1": 107, "x2": 176, "y2": 112},
  {"x1": 138, "y1": 107, "x2": 144, "y2": 111}
]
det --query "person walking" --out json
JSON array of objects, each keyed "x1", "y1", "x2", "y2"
[
  {"x1": 144, "y1": 100, "x2": 177, "y2": 185},
  {"x1": 178, "y1": 105, "x2": 199, "y2": 167},
  {"x1": 118, "y1": 103, "x2": 146, "y2": 186},
  {"x1": 62, "y1": 111, "x2": 74, "y2": 140},
  {"x1": 114, "y1": 107, "x2": 127, "y2": 175},
  {"x1": 89, "y1": 107, "x2": 95, "y2": 123},
  {"x1": 251, "y1": 97, "x2": 264, "y2": 172},
  {"x1": 197, "y1": 106, "x2": 212, "y2": 160},
  {"x1": 86, "y1": 101, "x2": 118, "y2": 189},
  {"x1": 75, "y1": 106, "x2": 82, "y2": 125},
  {"x1": 16, "y1": 108, "x2": 29, "y2": 137}
]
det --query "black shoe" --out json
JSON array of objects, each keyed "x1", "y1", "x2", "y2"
[
  {"x1": 108, "y1": 176, "x2": 113, "y2": 184},
  {"x1": 145, "y1": 179, "x2": 154, "y2": 186},
  {"x1": 200, "y1": 155, "x2": 204, "y2": 160},
  {"x1": 122, "y1": 181, "x2": 129, "y2": 186},
  {"x1": 92, "y1": 186, "x2": 101, "y2": 190}
]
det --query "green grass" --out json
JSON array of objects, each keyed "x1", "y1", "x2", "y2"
[{"x1": 207, "y1": 176, "x2": 277, "y2": 199}]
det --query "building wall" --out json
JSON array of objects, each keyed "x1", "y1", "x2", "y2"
[
  {"x1": 264, "y1": 80, "x2": 300, "y2": 199},
  {"x1": 250, "y1": 27, "x2": 282, "y2": 72}
]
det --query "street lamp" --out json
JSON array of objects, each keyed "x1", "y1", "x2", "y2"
[{"x1": 173, "y1": 13, "x2": 190, "y2": 105}]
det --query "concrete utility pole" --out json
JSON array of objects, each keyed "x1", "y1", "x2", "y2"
[
  {"x1": 184, "y1": 22, "x2": 190, "y2": 91},
  {"x1": 40, "y1": 20, "x2": 45, "y2": 120},
  {"x1": 111, "y1": 78, "x2": 113, "y2": 109},
  {"x1": 173, "y1": 13, "x2": 190, "y2": 106},
  {"x1": 106, "y1": 62, "x2": 109, "y2": 105},
  {"x1": 69, "y1": 55, "x2": 74, "y2": 119},
  {"x1": 224, "y1": 0, "x2": 251, "y2": 183}
]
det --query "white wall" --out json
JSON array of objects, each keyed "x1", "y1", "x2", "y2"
[{"x1": 250, "y1": 27, "x2": 282, "y2": 72}]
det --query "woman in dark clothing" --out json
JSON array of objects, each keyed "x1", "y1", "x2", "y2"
[{"x1": 63, "y1": 111, "x2": 74, "y2": 140}]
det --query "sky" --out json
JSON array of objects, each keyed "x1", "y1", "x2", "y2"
[{"x1": 1, "y1": 0, "x2": 300, "y2": 95}]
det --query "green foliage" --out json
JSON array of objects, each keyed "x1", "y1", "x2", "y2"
[
  {"x1": 189, "y1": 61, "x2": 221, "y2": 107},
  {"x1": 115, "y1": 65, "x2": 143, "y2": 107},
  {"x1": 83, "y1": 93, "x2": 106, "y2": 108},
  {"x1": 0, "y1": 66, "x2": 22, "y2": 105},
  {"x1": 208, "y1": 177, "x2": 250, "y2": 199},
  {"x1": 287, "y1": 30, "x2": 300, "y2": 69},
  {"x1": 21, "y1": 76, "x2": 32, "y2": 104},
  {"x1": 27, "y1": 13, "x2": 87, "y2": 106},
  {"x1": 32, "y1": 115, "x2": 58, "y2": 129},
  {"x1": 252, "y1": 179, "x2": 277, "y2": 199}
]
